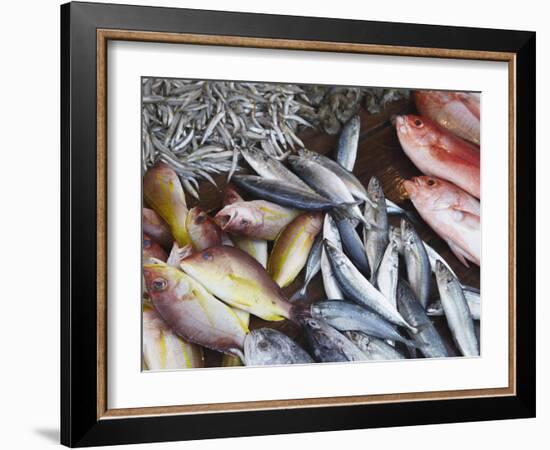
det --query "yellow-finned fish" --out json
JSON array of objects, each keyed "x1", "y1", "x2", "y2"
[
  {"x1": 142, "y1": 303, "x2": 204, "y2": 370},
  {"x1": 268, "y1": 212, "x2": 323, "y2": 287},
  {"x1": 214, "y1": 200, "x2": 300, "y2": 241},
  {"x1": 186, "y1": 207, "x2": 222, "y2": 251},
  {"x1": 143, "y1": 162, "x2": 190, "y2": 246},
  {"x1": 143, "y1": 262, "x2": 248, "y2": 356},
  {"x1": 179, "y1": 246, "x2": 293, "y2": 321}
]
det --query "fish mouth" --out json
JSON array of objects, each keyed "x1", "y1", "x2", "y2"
[
  {"x1": 214, "y1": 213, "x2": 233, "y2": 229},
  {"x1": 394, "y1": 115, "x2": 407, "y2": 133},
  {"x1": 402, "y1": 179, "x2": 417, "y2": 198}
]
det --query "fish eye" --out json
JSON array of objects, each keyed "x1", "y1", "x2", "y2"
[
  {"x1": 151, "y1": 278, "x2": 167, "y2": 292},
  {"x1": 414, "y1": 118, "x2": 423, "y2": 127},
  {"x1": 195, "y1": 213, "x2": 207, "y2": 224},
  {"x1": 258, "y1": 340, "x2": 269, "y2": 350},
  {"x1": 201, "y1": 251, "x2": 213, "y2": 261},
  {"x1": 427, "y1": 179, "x2": 436, "y2": 186},
  {"x1": 143, "y1": 238, "x2": 151, "y2": 248}
]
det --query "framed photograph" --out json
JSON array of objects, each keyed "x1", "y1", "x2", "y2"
[{"x1": 61, "y1": 1, "x2": 535, "y2": 447}]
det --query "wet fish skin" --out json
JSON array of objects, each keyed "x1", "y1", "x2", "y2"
[
  {"x1": 335, "y1": 114, "x2": 360, "y2": 171},
  {"x1": 404, "y1": 176, "x2": 480, "y2": 266},
  {"x1": 323, "y1": 239, "x2": 416, "y2": 332},
  {"x1": 179, "y1": 245, "x2": 293, "y2": 321},
  {"x1": 214, "y1": 200, "x2": 300, "y2": 241},
  {"x1": 244, "y1": 328, "x2": 313, "y2": 366},
  {"x1": 310, "y1": 300, "x2": 414, "y2": 346},
  {"x1": 142, "y1": 303, "x2": 204, "y2": 370},
  {"x1": 427, "y1": 287, "x2": 480, "y2": 321},
  {"x1": 143, "y1": 262, "x2": 248, "y2": 356},
  {"x1": 143, "y1": 162, "x2": 190, "y2": 246},
  {"x1": 186, "y1": 207, "x2": 223, "y2": 251},
  {"x1": 321, "y1": 214, "x2": 344, "y2": 299},
  {"x1": 233, "y1": 175, "x2": 346, "y2": 211},
  {"x1": 223, "y1": 185, "x2": 268, "y2": 268},
  {"x1": 401, "y1": 219, "x2": 431, "y2": 309},
  {"x1": 268, "y1": 212, "x2": 323, "y2": 287},
  {"x1": 376, "y1": 240, "x2": 399, "y2": 309},
  {"x1": 363, "y1": 177, "x2": 389, "y2": 280},
  {"x1": 297, "y1": 148, "x2": 368, "y2": 203},
  {"x1": 143, "y1": 233, "x2": 168, "y2": 263},
  {"x1": 298, "y1": 234, "x2": 323, "y2": 297},
  {"x1": 288, "y1": 156, "x2": 365, "y2": 224},
  {"x1": 336, "y1": 217, "x2": 370, "y2": 276},
  {"x1": 302, "y1": 317, "x2": 367, "y2": 363},
  {"x1": 143, "y1": 208, "x2": 173, "y2": 251},
  {"x1": 240, "y1": 147, "x2": 313, "y2": 192},
  {"x1": 395, "y1": 114, "x2": 480, "y2": 198},
  {"x1": 345, "y1": 331, "x2": 405, "y2": 361},
  {"x1": 434, "y1": 261, "x2": 479, "y2": 356},
  {"x1": 414, "y1": 90, "x2": 480, "y2": 145},
  {"x1": 397, "y1": 280, "x2": 451, "y2": 358}
]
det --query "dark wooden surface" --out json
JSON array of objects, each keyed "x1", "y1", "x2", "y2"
[{"x1": 185, "y1": 97, "x2": 480, "y2": 365}]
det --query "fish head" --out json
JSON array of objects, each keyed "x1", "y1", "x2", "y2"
[
  {"x1": 214, "y1": 202, "x2": 264, "y2": 236},
  {"x1": 244, "y1": 329, "x2": 286, "y2": 362},
  {"x1": 143, "y1": 262, "x2": 191, "y2": 303},
  {"x1": 400, "y1": 218, "x2": 419, "y2": 249},
  {"x1": 186, "y1": 207, "x2": 222, "y2": 250},
  {"x1": 395, "y1": 115, "x2": 439, "y2": 148},
  {"x1": 434, "y1": 260, "x2": 456, "y2": 286},
  {"x1": 403, "y1": 176, "x2": 459, "y2": 211},
  {"x1": 367, "y1": 176, "x2": 385, "y2": 205},
  {"x1": 143, "y1": 233, "x2": 167, "y2": 263}
]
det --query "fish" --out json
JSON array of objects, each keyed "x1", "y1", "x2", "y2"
[
  {"x1": 142, "y1": 302, "x2": 204, "y2": 370},
  {"x1": 288, "y1": 155, "x2": 365, "y2": 225},
  {"x1": 244, "y1": 328, "x2": 313, "y2": 366},
  {"x1": 232, "y1": 236, "x2": 268, "y2": 268},
  {"x1": 434, "y1": 261, "x2": 479, "y2": 356},
  {"x1": 404, "y1": 176, "x2": 480, "y2": 266},
  {"x1": 268, "y1": 212, "x2": 323, "y2": 287},
  {"x1": 297, "y1": 234, "x2": 323, "y2": 298},
  {"x1": 310, "y1": 300, "x2": 415, "y2": 346},
  {"x1": 223, "y1": 185, "x2": 268, "y2": 267},
  {"x1": 233, "y1": 175, "x2": 348, "y2": 211},
  {"x1": 414, "y1": 90, "x2": 480, "y2": 145},
  {"x1": 179, "y1": 246, "x2": 293, "y2": 321},
  {"x1": 185, "y1": 207, "x2": 223, "y2": 251},
  {"x1": 335, "y1": 218, "x2": 370, "y2": 276},
  {"x1": 143, "y1": 262, "x2": 248, "y2": 356},
  {"x1": 363, "y1": 177, "x2": 389, "y2": 280},
  {"x1": 427, "y1": 286, "x2": 480, "y2": 321},
  {"x1": 143, "y1": 162, "x2": 190, "y2": 246},
  {"x1": 301, "y1": 317, "x2": 367, "y2": 363},
  {"x1": 376, "y1": 240, "x2": 399, "y2": 309},
  {"x1": 401, "y1": 219, "x2": 431, "y2": 309},
  {"x1": 395, "y1": 115, "x2": 480, "y2": 198},
  {"x1": 240, "y1": 147, "x2": 313, "y2": 191},
  {"x1": 389, "y1": 224, "x2": 458, "y2": 278},
  {"x1": 345, "y1": 331, "x2": 405, "y2": 361},
  {"x1": 297, "y1": 148, "x2": 369, "y2": 203},
  {"x1": 335, "y1": 114, "x2": 360, "y2": 171},
  {"x1": 320, "y1": 214, "x2": 344, "y2": 299},
  {"x1": 143, "y1": 208, "x2": 173, "y2": 251},
  {"x1": 323, "y1": 239, "x2": 416, "y2": 332},
  {"x1": 166, "y1": 242, "x2": 193, "y2": 268},
  {"x1": 396, "y1": 280, "x2": 451, "y2": 358},
  {"x1": 214, "y1": 200, "x2": 300, "y2": 241},
  {"x1": 143, "y1": 233, "x2": 168, "y2": 263}
]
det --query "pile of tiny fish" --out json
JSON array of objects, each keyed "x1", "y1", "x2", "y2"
[
  {"x1": 142, "y1": 78, "x2": 408, "y2": 199},
  {"x1": 141, "y1": 96, "x2": 480, "y2": 370}
]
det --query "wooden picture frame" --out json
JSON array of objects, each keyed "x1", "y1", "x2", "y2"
[{"x1": 61, "y1": 1, "x2": 535, "y2": 447}]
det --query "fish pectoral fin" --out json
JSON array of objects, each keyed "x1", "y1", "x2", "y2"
[{"x1": 446, "y1": 240, "x2": 471, "y2": 268}]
